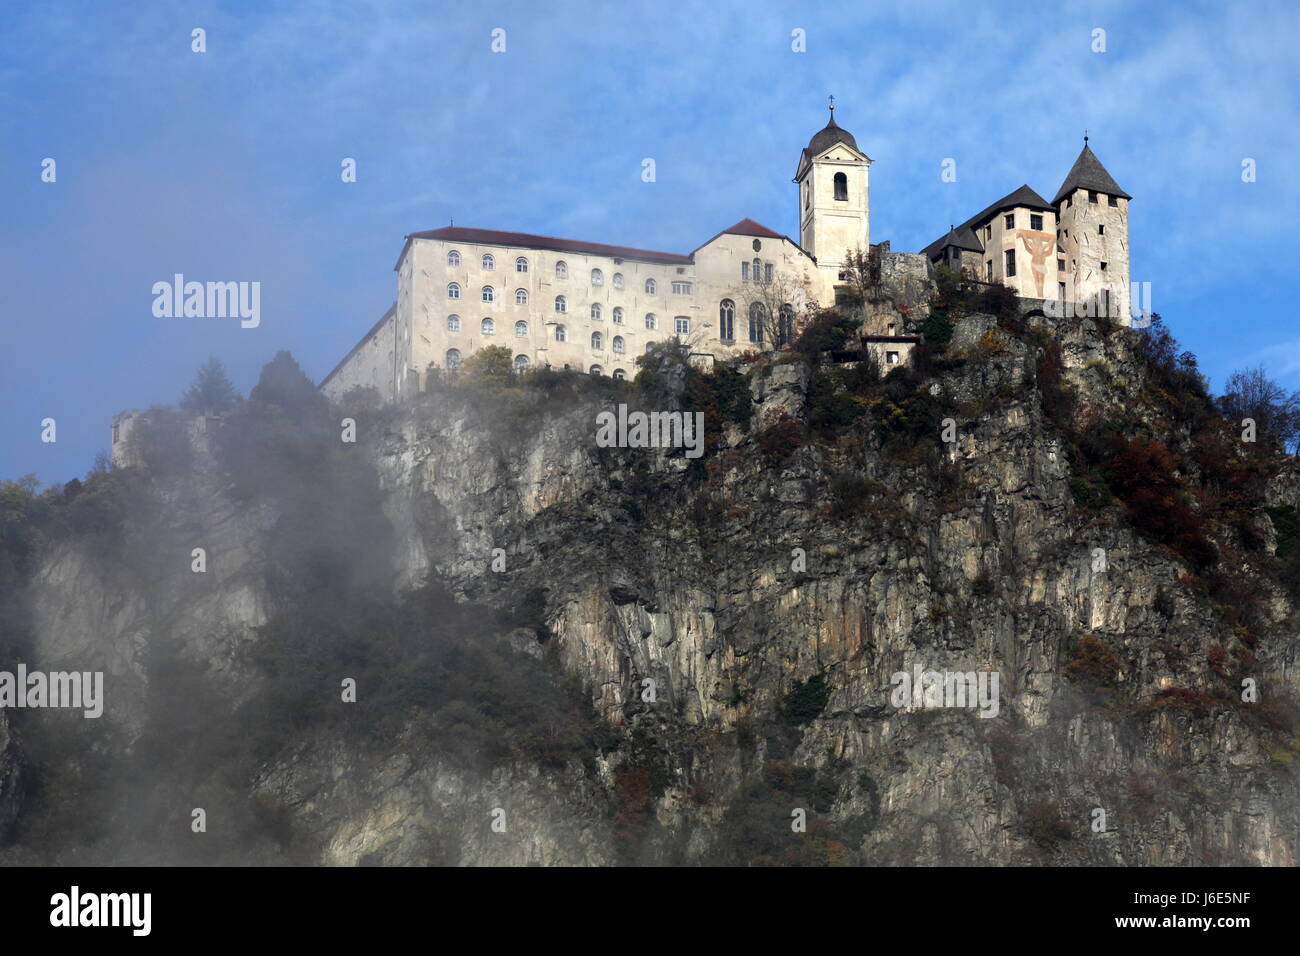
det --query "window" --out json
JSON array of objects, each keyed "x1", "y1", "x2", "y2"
[
  {"x1": 612, "y1": 307, "x2": 624, "y2": 324},
  {"x1": 1108, "y1": 195, "x2": 1118, "y2": 207},
  {"x1": 481, "y1": 286, "x2": 494, "y2": 302},
  {"x1": 612, "y1": 335, "x2": 625, "y2": 354},
  {"x1": 752, "y1": 258, "x2": 761, "y2": 281},
  {"x1": 591, "y1": 331, "x2": 603, "y2": 349},
  {"x1": 986, "y1": 260, "x2": 993, "y2": 281},
  {"x1": 447, "y1": 250, "x2": 461, "y2": 267},
  {"x1": 753, "y1": 239, "x2": 761, "y2": 252},
  {"x1": 1030, "y1": 214, "x2": 1043, "y2": 231},
  {"x1": 886, "y1": 351, "x2": 900, "y2": 365},
  {"x1": 719, "y1": 299, "x2": 735, "y2": 340},
  {"x1": 591, "y1": 268, "x2": 603, "y2": 286},
  {"x1": 1098, "y1": 224, "x2": 1105, "y2": 235},
  {"x1": 515, "y1": 289, "x2": 528, "y2": 305},
  {"x1": 591, "y1": 303, "x2": 602, "y2": 320},
  {"x1": 445, "y1": 348, "x2": 462, "y2": 372},
  {"x1": 1100, "y1": 261, "x2": 1108, "y2": 271},
  {"x1": 1065, "y1": 196, "x2": 1072, "y2": 208},
  {"x1": 514, "y1": 320, "x2": 528, "y2": 337},
  {"x1": 555, "y1": 295, "x2": 567, "y2": 313},
  {"x1": 777, "y1": 304, "x2": 795, "y2": 346},
  {"x1": 741, "y1": 261, "x2": 750, "y2": 281},
  {"x1": 645, "y1": 313, "x2": 657, "y2": 330},
  {"x1": 804, "y1": 182, "x2": 809, "y2": 209},
  {"x1": 589, "y1": 365, "x2": 602, "y2": 376},
  {"x1": 1089, "y1": 191, "x2": 1098, "y2": 203},
  {"x1": 1058, "y1": 282, "x2": 1066, "y2": 299},
  {"x1": 553, "y1": 324, "x2": 566, "y2": 342},
  {"x1": 834, "y1": 171, "x2": 848, "y2": 201},
  {"x1": 985, "y1": 225, "x2": 992, "y2": 240},
  {"x1": 447, "y1": 314, "x2": 461, "y2": 331},
  {"x1": 447, "y1": 282, "x2": 461, "y2": 299},
  {"x1": 1004, "y1": 213, "x2": 1014, "y2": 229},
  {"x1": 612, "y1": 273, "x2": 624, "y2": 289},
  {"x1": 515, "y1": 257, "x2": 528, "y2": 273},
  {"x1": 675, "y1": 316, "x2": 689, "y2": 335},
  {"x1": 481, "y1": 318, "x2": 495, "y2": 335},
  {"x1": 645, "y1": 278, "x2": 656, "y2": 294},
  {"x1": 555, "y1": 261, "x2": 568, "y2": 278},
  {"x1": 676, "y1": 267, "x2": 686, "y2": 274},
  {"x1": 672, "y1": 281, "x2": 691, "y2": 294},
  {"x1": 1102, "y1": 288, "x2": 1111, "y2": 315},
  {"x1": 765, "y1": 263, "x2": 774, "y2": 283},
  {"x1": 1057, "y1": 258, "x2": 1065, "y2": 271},
  {"x1": 482, "y1": 254, "x2": 495, "y2": 270},
  {"x1": 613, "y1": 368, "x2": 626, "y2": 380},
  {"x1": 748, "y1": 302, "x2": 766, "y2": 343},
  {"x1": 514, "y1": 354, "x2": 530, "y2": 372},
  {"x1": 1004, "y1": 249, "x2": 1016, "y2": 277}
]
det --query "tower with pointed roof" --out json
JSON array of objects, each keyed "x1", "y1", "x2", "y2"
[
  {"x1": 1054, "y1": 137, "x2": 1132, "y2": 321},
  {"x1": 794, "y1": 102, "x2": 872, "y2": 298}
]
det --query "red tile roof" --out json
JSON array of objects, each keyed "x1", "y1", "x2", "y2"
[
  {"x1": 407, "y1": 226, "x2": 693, "y2": 265},
  {"x1": 720, "y1": 218, "x2": 786, "y2": 239}
]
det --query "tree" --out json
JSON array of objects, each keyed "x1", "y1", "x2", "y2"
[
  {"x1": 836, "y1": 246, "x2": 884, "y2": 311},
  {"x1": 460, "y1": 345, "x2": 514, "y2": 386},
  {"x1": 728, "y1": 266, "x2": 818, "y2": 351},
  {"x1": 249, "y1": 351, "x2": 323, "y2": 411},
  {"x1": 1219, "y1": 365, "x2": 1300, "y2": 453},
  {"x1": 181, "y1": 357, "x2": 240, "y2": 415}
]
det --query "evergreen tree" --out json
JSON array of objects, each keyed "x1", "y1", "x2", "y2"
[
  {"x1": 249, "y1": 351, "x2": 322, "y2": 411},
  {"x1": 180, "y1": 357, "x2": 240, "y2": 415}
]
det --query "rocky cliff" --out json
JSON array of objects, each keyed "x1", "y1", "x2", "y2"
[{"x1": 2, "y1": 287, "x2": 1298, "y2": 866}]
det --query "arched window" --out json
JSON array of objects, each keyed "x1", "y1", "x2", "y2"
[
  {"x1": 482, "y1": 254, "x2": 495, "y2": 270},
  {"x1": 612, "y1": 307, "x2": 624, "y2": 324},
  {"x1": 447, "y1": 314, "x2": 461, "y2": 331},
  {"x1": 447, "y1": 282, "x2": 461, "y2": 299},
  {"x1": 645, "y1": 313, "x2": 657, "y2": 330},
  {"x1": 644, "y1": 278, "x2": 656, "y2": 294},
  {"x1": 612, "y1": 273, "x2": 624, "y2": 289},
  {"x1": 514, "y1": 320, "x2": 528, "y2": 337},
  {"x1": 553, "y1": 324, "x2": 566, "y2": 342},
  {"x1": 446, "y1": 348, "x2": 462, "y2": 372},
  {"x1": 515, "y1": 288, "x2": 528, "y2": 305},
  {"x1": 778, "y1": 304, "x2": 795, "y2": 346},
  {"x1": 481, "y1": 318, "x2": 495, "y2": 335},
  {"x1": 834, "y1": 172, "x2": 848, "y2": 201},
  {"x1": 613, "y1": 368, "x2": 626, "y2": 380},
  {"x1": 555, "y1": 295, "x2": 567, "y2": 313},
  {"x1": 591, "y1": 303, "x2": 602, "y2": 320},
  {"x1": 481, "y1": 286, "x2": 494, "y2": 302},
  {"x1": 719, "y1": 299, "x2": 735, "y2": 340},
  {"x1": 675, "y1": 316, "x2": 689, "y2": 335},
  {"x1": 748, "y1": 302, "x2": 766, "y2": 344},
  {"x1": 589, "y1": 365, "x2": 603, "y2": 376},
  {"x1": 591, "y1": 331, "x2": 603, "y2": 350},
  {"x1": 515, "y1": 257, "x2": 528, "y2": 273},
  {"x1": 555, "y1": 260, "x2": 568, "y2": 279},
  {"x1": 612, "y1": 335, "x2": 625, "y2": 354},
  {"x1": 447, "y1": 250, "x2": 461, "y2": 267},
  {"x1": 514, "y1": 354, "x2": 530, "y2": 372},
  {"x1": 591, "y1": 268, "x2": 603, "y2": 286},
  {"x1": 752, "y1": 258, "x2": 762, "y2": 281}
]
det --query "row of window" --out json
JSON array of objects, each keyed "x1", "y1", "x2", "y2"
[
  {"x1": 444, "y1": 251, "x2": 691, "y2": 293},
  {"x1": 447, "y1": 315, "x2": 687, "y2": 341},
  {"x1": 446, "y1": 279, "x2": 691, "y2": 300},
  {"x1": 992, "y1": 251, "x2": 1108, "y2": 281},
  {"x1": 443, "y1": 348, "x2": 629, "y2": 379},
  {"x1": 445, "y1": 301, "x2": 795, "y2": 344},
  {"x1": 741, "y1": 259, "x2": 775, "y2": 282}
]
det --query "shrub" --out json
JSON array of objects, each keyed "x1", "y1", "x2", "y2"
[
  {"x1": 756, "y1": 413, "x2": 803, "y2": 467},
  {"x1": 780, "y1": 673, "x2": 831, "y2": 726}
]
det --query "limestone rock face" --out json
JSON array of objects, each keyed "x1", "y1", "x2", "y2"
[{"x1": 7, "y1": 305, "x2": 1300, "y2": 866}]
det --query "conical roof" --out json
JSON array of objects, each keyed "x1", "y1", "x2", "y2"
[{"x1": 1052, "y1": 143, "x2": 1131, "y2": 205}]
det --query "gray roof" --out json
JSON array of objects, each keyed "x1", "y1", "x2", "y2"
[
  {"x1": 794, "y1": 109, "x2": 863, "y2": 179},
  {"x1": 921, "y1": 184, "x2": 1053, "y2": 259},
  {"x1": 1052, "y1": 144, "x2": 1131, "y2": 205}
]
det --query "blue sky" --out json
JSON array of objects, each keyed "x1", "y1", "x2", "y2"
[{"x1": 2, "y1": 0, "x2": 1298, "y2": 484}]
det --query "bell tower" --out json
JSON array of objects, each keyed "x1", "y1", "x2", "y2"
[{"x1": 794, "y1": 100, "x2": 871, "y2": 297}]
